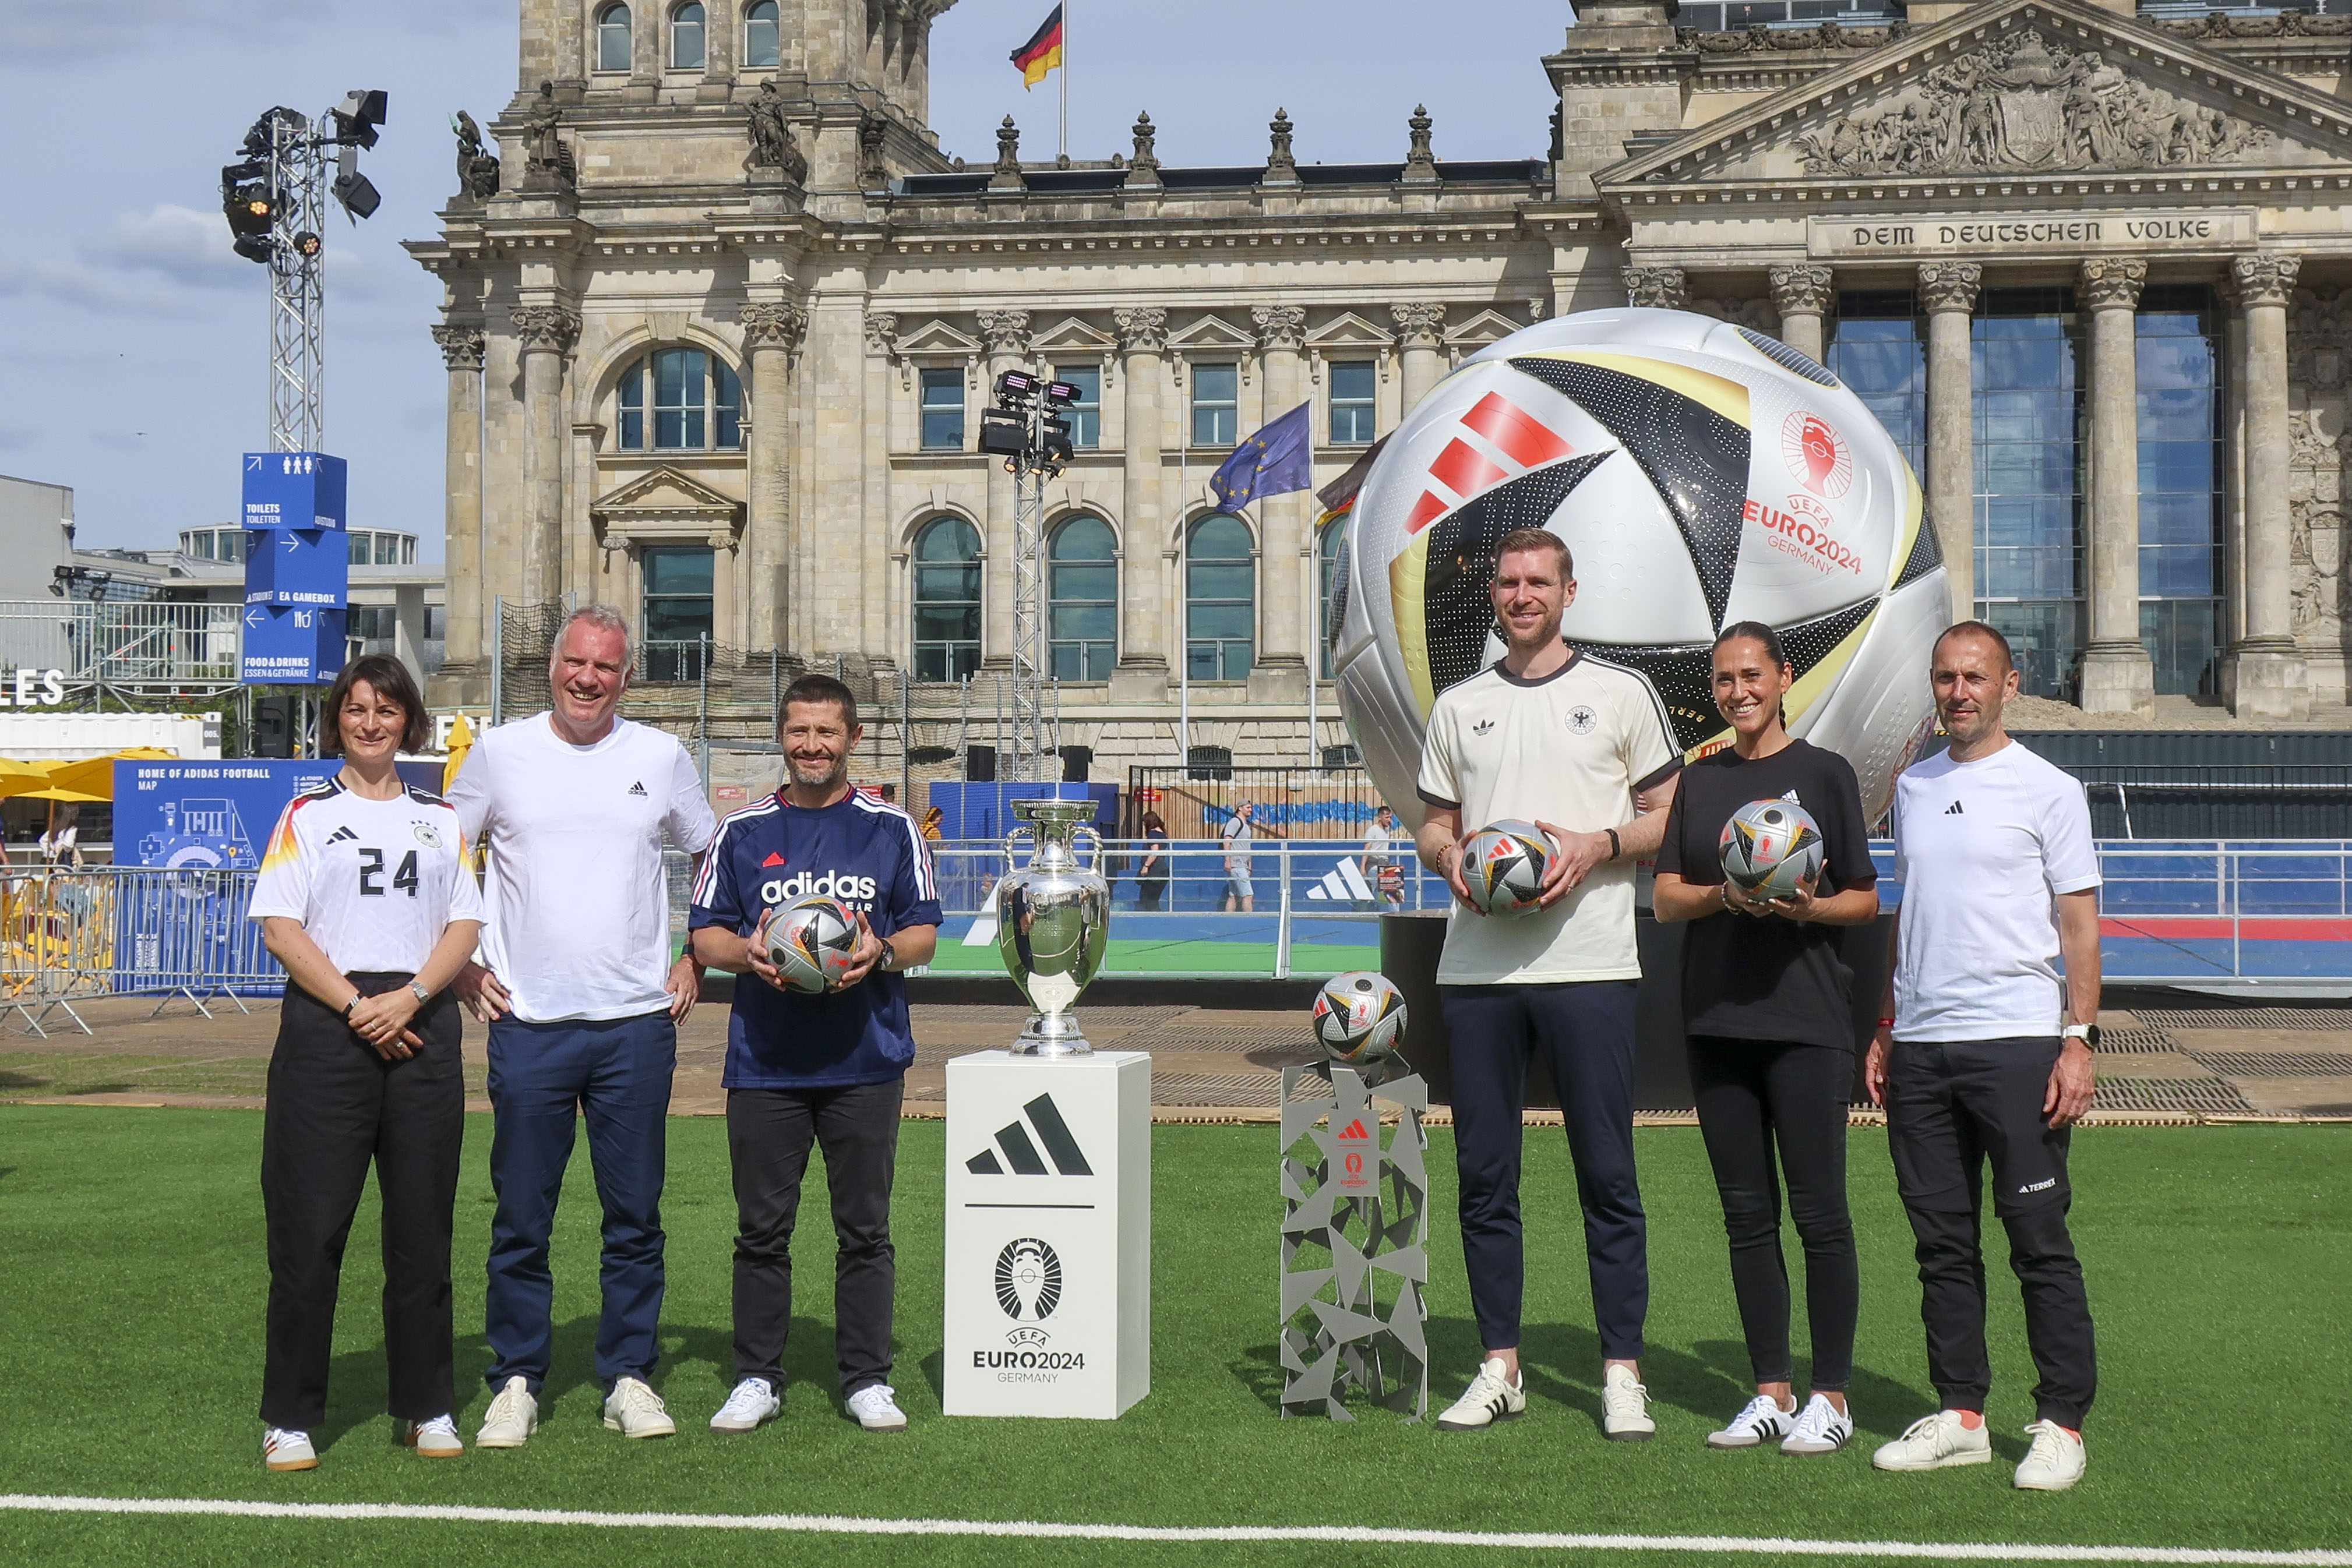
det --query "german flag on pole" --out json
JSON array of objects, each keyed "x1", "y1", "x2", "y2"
[{"x1": 1011, "y1": 5, "x2": 1063, "y2": 89}]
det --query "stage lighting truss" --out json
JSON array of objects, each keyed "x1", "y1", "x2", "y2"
[
  {"x1": 218, "y1": 90, "x2": 388, "y2": 451},
  {"x1": 981, "y1": 369, "x2": 1083, "y2": 785}
]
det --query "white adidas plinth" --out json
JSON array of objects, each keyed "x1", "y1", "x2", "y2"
[{"x1": 943, "y1": 1050, "x2": 1150, "y2": 1419}]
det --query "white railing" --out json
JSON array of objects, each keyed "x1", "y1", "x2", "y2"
[{"x1": 0, "y1": 599, "x2": 242, "y2": 687}]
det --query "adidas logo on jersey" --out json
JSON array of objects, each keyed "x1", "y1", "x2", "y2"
[
  {"x1": 626, "y1": 781, "x2": 648, "y2": 797},
  {"x1": 327, "y1": 825, "x2": 358, "y2": 845},
  {"x1": 1944, "y1": 800, "x2": 1965, "y2": 815},
  {"x1": 761, "y1": 851, "x2": 785, "y2": 868},
  {"x1": 762, "y1": 868, "x2": 878, "y2": 906},
  {"x1": 1472, "y1": 719, "x2": 1495, "y2": 735}
]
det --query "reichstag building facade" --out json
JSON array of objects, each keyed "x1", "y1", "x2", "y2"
[{"x1": 411, "y1": 0, "x2": 2352, "y2": 773}]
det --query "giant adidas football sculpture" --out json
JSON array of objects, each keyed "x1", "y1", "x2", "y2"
[{"x1": 1329, "y1": 308, "x2": 1951, "y2": 826}]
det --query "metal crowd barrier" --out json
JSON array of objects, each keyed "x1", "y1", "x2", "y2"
[{"x1": 1, "y1": 865, "x2": 283, "y2": 1036}]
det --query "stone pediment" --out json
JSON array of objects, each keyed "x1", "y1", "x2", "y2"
[
  {"x1": 1600, "y1": 0, "x2": 2352, "y2": 193},
  {"x1": 1305, "y1": 310, "x2": 1394, "y2": 350},
  {"x1": 894, "y1": 318, "x2": 981, "y2": 357},
  {"x1": 1031, "y1": 316, "x2": 1117, "y2": 354},
  {"x1": 1167, "y1": 313, "x2": 1256, "y2": 352},
  {"x1": 1445, "y1": 309, "x2": 1527, "y2": 351},
  {"x1": 591, "y1": 466, "x2": 744, "y2": 546}
]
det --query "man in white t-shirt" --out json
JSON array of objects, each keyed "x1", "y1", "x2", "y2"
[
  {"x1": 1362, "y1": 804, "x2": 1401, "y2": 909},
  {"x1": 1413, "y1": 528, "x2": 1681, "y2": 1439},
  {"x1": 449, "y1": 605, "x2": 719, "y2": 1448},
  {"x1": 1865, "y1": 621, "x2": 2101, "y2": 1493},
  {"x1": 1221, "y1": 801, "x2": 1256, "y2": 912}
]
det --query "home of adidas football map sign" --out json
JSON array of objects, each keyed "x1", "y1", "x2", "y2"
[{"x1": 942, "y1": 1051, "x2": 1151, "y2": 1418}]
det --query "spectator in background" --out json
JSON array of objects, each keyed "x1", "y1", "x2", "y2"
[
  {"x1": 1136, "y1": 810, "x2": 1170, "y2": 912},
  {"x1": 1221, "y1": 801, "x2": 1257, "y2": 913},
  {"x1": 38, "y1": 801, "x2": 82, "y2": 868},
  {"x1": 1362, "y1": 804, "x2": 1402, "y2": 909},
  {"x1": 919, "y1": 806, "x2": 943, "y2": 842}
]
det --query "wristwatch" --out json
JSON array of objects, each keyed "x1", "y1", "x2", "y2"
[
  {"x1": 408, "y1": 981, "x2": 432, "y2": 1005},
  {"x1": 2061, "y1": 1022, "x2": 2101, "y2": 1048},
  {"x1": 877, "y1": 937, "x2": 898, "y2": 973}
]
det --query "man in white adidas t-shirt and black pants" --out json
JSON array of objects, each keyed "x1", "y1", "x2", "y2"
[
  {"x1": 450, "y1": 606, "x2": 719, "y2": 1446},
  {"x1": 1866, "y1": 621, "x2": 2101, "y2": 1492},
  {"x1": 1415, "y1": 528, "x2": 1682, "y2": 1439}
]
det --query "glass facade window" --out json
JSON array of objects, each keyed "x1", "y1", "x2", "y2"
[
  {"x1": 1053, "y1": 365, "x2": 1101, "y2": 448},
  {"x1": 596, "y1": 3, "x2": 632, "y2": 70},
  {"x1": 1329, "y1": 361, "x2": 1377, "y2": 444},
  {"x1": 1191, "y1": 363, "x2": 1238, "y2": 447},
  {"x1": 920, "y1": 367, "x2": 965, "y2": 450},
  {"x1": 1048, "y1": 515, "x2": 1117, "y2": 680},
  {"x1": 670, "y1": 2, "x2": 704, "y2": 68},
  {"x1": 1317, "y1": 517, "x2": 1345, "y2": 677},
  {"x1": 2137, "y1": 285, "x2": 2226, "y2": 696},
  {"x1": 640, "y1": 545, "x2": 714, "y2": 680},
  {"x1": 912, "y1": 516, "x2": 982, "y2": 680},
  {"x1": 220, "y1": 530, "x2": 245, "y2": 563},
  {"x1": 1826, "y1": 291, "x2": 1925, "y2": 475},
  {"x1": 1974, "y1": 288, "x2": 2086, "y2": 701},
  {"x1": 1186, "y1": 513, "x2": 1254, "y2": 680},
  {"x1": 347, "y1": 531, "x2": 372, "y2": 566},
  {"x1": 743, "y1": 0, "x2": 780, "y2": 66},
  {"x1": 616, "y1": 348, "x2": 742, "y2": 451}
]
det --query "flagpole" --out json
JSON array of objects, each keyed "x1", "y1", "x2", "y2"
[
  {"x1": 1059, "y1": 0, "x2": 1069, "y2": 160},
  {"x1": 1177, "y1": 395, "x2": 1190, "y2": 765},
  {"x1": 1306, "y1": 389, "x2": 1318, "y2": 772}
]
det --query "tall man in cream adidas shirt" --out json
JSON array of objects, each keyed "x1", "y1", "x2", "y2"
[
  {"x1": 1415, "y1": 529, "x2": 1682, "y2": 1439},
  {"x1": 449, "y1": 606, "x2": 719, "y2": 1447}
]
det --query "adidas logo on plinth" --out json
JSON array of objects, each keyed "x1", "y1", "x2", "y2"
[
  {"x1": 966, "y1": 1093, "x2": 1094, "y2": 1177},
  {"x1": 1303, "y1": 857, "x2": 1374, "y2": 903}
]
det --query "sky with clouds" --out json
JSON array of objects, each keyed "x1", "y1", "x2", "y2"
[{"x1": 0, "y1": 0, "x2": 1572, "y2": 561}]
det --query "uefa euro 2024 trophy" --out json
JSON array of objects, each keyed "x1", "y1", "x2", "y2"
[{"x1": 996, "y1": 799, "x2": 1109, "y2": 1055}]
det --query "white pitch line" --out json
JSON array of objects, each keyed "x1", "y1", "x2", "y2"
[{"x1": 2, "y1": 1495, "x2": 2347, "y2": 1564}]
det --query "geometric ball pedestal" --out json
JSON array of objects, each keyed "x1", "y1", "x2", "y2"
[
  {"x1": 943, "y1": 1050, "x2": 1150, "y2": 1419},
  {"x1": 1279, "y1": 1061, "x2": 1430, "y2": 1422}
]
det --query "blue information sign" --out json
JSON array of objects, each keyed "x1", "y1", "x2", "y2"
[
  {"x1": 242, "y1": 451, "x2": 347, "y2": 532},
  {"x1": 239, "y1": 603, "x2": 347, "y2": 686},
  {"x1": 243, "y1": 526, "x2": 348, "y2": 608}
]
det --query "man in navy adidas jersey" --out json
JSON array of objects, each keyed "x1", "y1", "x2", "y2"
[{"x1": 688, "y1": 673, "x2": 940, "y2": 1436}]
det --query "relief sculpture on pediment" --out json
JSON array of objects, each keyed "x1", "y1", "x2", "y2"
[{"x1": 1796, "y1": 31, "x2": 2275, "y2": 176}]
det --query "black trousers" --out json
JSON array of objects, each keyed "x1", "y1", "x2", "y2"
[
  {"x1": 1885, "y1": 1035, "x2": 2096, "y2": 1429},
  {"x1": 1688, "y1": 1037, "x2": 1859, "y2": 1390},
  {"x1": 1440, "y1": 981, "x2": 1647, "y2": 1359},
  {"x1": 726, "y1": 1079, "x2": 904, "y2": 1396},
  {"x1": 1136, "y1": 875, "x2": 1168, "y2": 912},
  {"x1": 259, "y1": 973, "x2": 464, "y2": 1432}
]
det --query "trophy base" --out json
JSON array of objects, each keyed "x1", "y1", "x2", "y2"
[{"x1": 1009, "y1": 1011, "x2": 1094, "y2": 1057}]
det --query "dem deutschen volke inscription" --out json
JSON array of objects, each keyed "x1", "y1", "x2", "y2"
[{"x1": 1809, "y1": 209, "x2": 2256, "y2": 259}]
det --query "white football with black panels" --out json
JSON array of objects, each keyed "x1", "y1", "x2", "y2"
[{"x1": 1331, "y1": 307, "x2": 1952, "y2": 826}]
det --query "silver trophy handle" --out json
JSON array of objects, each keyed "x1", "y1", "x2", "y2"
[
  {"x1": 1071, "y1": 824, "x2": 1102, "y2": 872},
  {"x1": 1001, "y1": 822, "x2": 1036, "y2": 873}
]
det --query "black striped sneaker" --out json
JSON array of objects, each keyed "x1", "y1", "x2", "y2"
[
  {"x1": 1780, "y1": 1393, "x2": 1853, "y2": 1455},
  {"x1": 1435, "y1": 1357, "x2": 1525, "y2": 1432}
]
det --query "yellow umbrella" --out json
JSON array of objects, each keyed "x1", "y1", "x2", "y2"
[
  {"x1": 5, "y1": 748, "x2": 178, "y2": 802},
  {"x1": 442, "y1": 714, "x2": 475, "y2": 796}
]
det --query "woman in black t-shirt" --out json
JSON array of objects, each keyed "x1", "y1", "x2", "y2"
[{"x1": 1654, "y1": 621, "x2": 1880, "y2": 1458}]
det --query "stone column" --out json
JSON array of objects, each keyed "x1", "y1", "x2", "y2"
[
  {"x1": 1625, "y1": 266, "x2": 1687, "y2": 310},
  {"x1": 429, "y1": 323, "x2": 485, "y2": 681},
  {"x1": 1918, "y1": 262, "x2": 1982, "y2": 618},
  {"x1": 862, "y1": 310, "x2": 897, "y2": 664},
  {"x1": 1252, "y1": 304, "x2": 1310, "y2": 697},
  {"x1": 2229, "y1": 253, "x2": 2309, "y2": 720},
  {"x1": 1391, "y1": 303, "x2": 1447, "y2": 421},
  {"x1": 1769, "y1": 264, "x2": 1833, "y2": 363},
  {"x1": 1112, "y1": 306, "x2": 1169, "y2": 700},
  {"x1": 740, "y1": 301, "x2": 807, "y2": 653},
  {"x1": 509, "y1": 305, "x2": 580, "y2": 608},
  {"x1": 976, "y1": 308, "x2": 1033, "y2": 665},
  {"x1": 2079, "y1": 257, "x2": 2153, "y2": 716}
]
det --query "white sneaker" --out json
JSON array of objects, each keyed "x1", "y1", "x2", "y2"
[
  {"x1": 2014, "y1": 1419, "x2": 2087, "y2": 1491},
  {"x1": 263, "y1": 1428, "x2": 317, "y2": 1472},
  {"x1": 845, "y1": 1383, "x2": 908, "y2": 1432},
  {"x1": 1434, "y1": 1357, "x2": 1526, "y2": 1432},
  {"x1": 1872, "y1": 1409, "x2": 1993, "y2": 1471},
  {"x1": 1706, "y1": 1393, "x2": 1794, "y2": 1449},
  {"x1": 711, "y1": 1378, "x2": 781, "y2": 1433},
  {"x1": 476, "y1": 1376, "x2": 538, "y2": 1449},
  {"x1": 603, "y1": 1375, "x2": 677, "y2": 1439},
  {"x1": 397, "y1": 1414, "x2": 464, "y2": 1458},
  {"x1": 1602, "y1": 1363, "x2": 1655, "y2": 1442},
  {"x1": 1780, "y1": 1393, "x2": 1853, "y2": 1456}
]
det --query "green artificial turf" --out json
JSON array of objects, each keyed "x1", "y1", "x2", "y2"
[
  {"x1": 923, "y1": 937, "x2": 1381, "y2": 979},
  {"x1": 0, "y1": 1106, "x2": 2346, "y2": 1567}
]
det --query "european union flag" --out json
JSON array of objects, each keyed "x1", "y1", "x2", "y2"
[{"x1": 1208, "y1": 400, "x2": 1313, "y2": 512}]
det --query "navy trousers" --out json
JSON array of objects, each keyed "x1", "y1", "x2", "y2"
[
  {"x1": 484, "y1": 1009, "x2": 676, "y2": 1395},
  {"x1": 1440, "y1": 980, "x2": 1648, "y2": 1360}
]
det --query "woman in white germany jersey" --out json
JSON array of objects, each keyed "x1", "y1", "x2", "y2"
[{"x1": 246, "y1": 655, "x2": 484, "y2": 1472}]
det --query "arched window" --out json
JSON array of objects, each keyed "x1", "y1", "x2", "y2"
[
  {"x1": 743, "y1": 0, "x2": 781, "y2": 68},
  {"x1": 670, "y1": 2, "x2": 705, "y2": 69},
  {"x1": 1185, "y1": 514, "x2": 1254, "y2": 681},
  {"x1": 1048, "y1": 515, "x2": 1116, "y2": 681},
  {"x1": 615, "y1": 347, "x2": 742, "y2": 451},
  {"x1": 1317, "y1": 516, "x2": 1346, "y2": 679},
  {"x1": 595, "y1": 3, "x2": 632, "y2": 71},
  {"x1": 912, "y1": 517, "x2": 982, "y2": 682}
]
